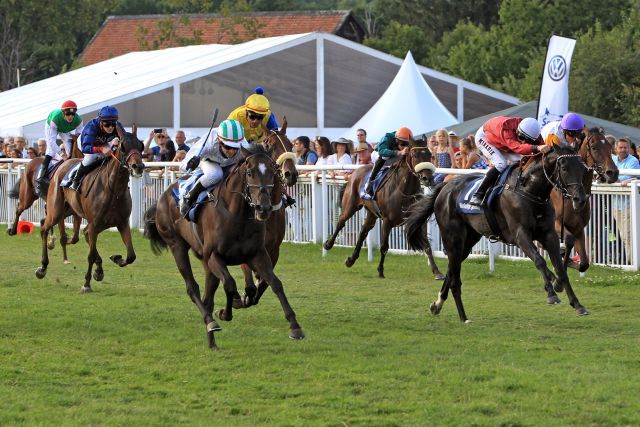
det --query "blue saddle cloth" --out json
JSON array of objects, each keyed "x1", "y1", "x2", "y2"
[
  {"x1": 359, "y1": 166, "x2": 391, "y2": 201},
  {"x1": 60, "y1": 163, "x2": 82, "y2": 188},
  {"x1": 172, "y1": 171, "x2": 210, "y2": 222}
]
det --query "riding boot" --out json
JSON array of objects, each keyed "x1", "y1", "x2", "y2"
[
  {"x1": 35, "y1": 155, "x2": 52, "y2": 197},
  {"x1": 180, "y1": 181, "x2": 206, "y2": 217},
  {"x1": 469, "y1": 167, "x2": 501, "y2": 207},
  {"x1": 70, "y1": 163, "x2": 89, "y2": 191},
  {"x1": 364, "y1": 157, "x2": 385, "y2": 197}
]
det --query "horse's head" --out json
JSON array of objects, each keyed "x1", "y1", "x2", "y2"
[
  {"x1": 544, "y1": 144, "x2": 588, "y2": 209},
  {"x1": 240, "y1": 144, "x2": 281, "y2": 222},
  {"x1": 579, "y1": 127, "x2": 619, "y2": 183},
  {"x1": 262, "y1": 117, "x2": 298, "y2": 186},
  {"x1": 408, "y1": 136, "x2": 436, "y2": 186},
  {"x1": 117, "y1": 125, "x2": 145, "y2": 177}
]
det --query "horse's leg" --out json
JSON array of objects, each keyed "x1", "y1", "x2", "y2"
[
  {"x1": 238, "y1": 264, "x2": 256, "y2": 308},
  {"x1": 573, "y1": 231, "x2": 590, "y2": 273},
  {"x1": 201, "y1": 270, "x2": 221, "y2": 350},
  {"x1": 345, "y1": 210, "x2": 377, "y2": 268},
  {"x1": 248, "y1": 250, "x2": 304, "y2": 340},
  {"x1": 206, "y1": 254, "x2": 237, "y2": 322},
  {"x1": 81, "y1": 224, "x2": 99, "y2": 293},
  {"x1": 69, "y1": 215, "x2": 81, "y2": 244},
  {"x1": 35, "y1": 218, "x2": 53, "y2": 279},
  {"x1": 430, "y1": 278, "x2": 451, "y2": 315},
  {"x1": 377, "y1": 220, "x2": 393, "y2": 278},
  {"x1": 424, "y1": 241, "x2": 445, "y2": 280},
  {"x1": 324, "y1": 198, "x2": 360, "y2": 250},
  {"x1": 538, "y1": 229, "x2": 588, "y2": 316},
  {"x1": 57, "y1": 220, "x2": 71, "y2": 265},
  {"x1": 8, "y1": 187, "x2": 34, "y2": 236},
  {"x1": 110, "y1": 222, "x2": 136, "y2": 267}
]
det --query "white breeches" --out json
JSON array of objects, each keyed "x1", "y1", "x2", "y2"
[
  {"x1": 43, "y1": 123, "x2": 71, "y2": 161},
  {"x1": 475, "y1": 128, "x2": 521, "y2": 172},
  {"x1": 81, "y1": 153, "x2": 105, "y2": 167},
  {"x1": 198, "y1": 160, "x2": 224, "y2": 188}
]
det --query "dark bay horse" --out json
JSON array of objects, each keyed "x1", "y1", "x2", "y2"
[
  {"x1": 35, "y1": 128, "x2": 145, "y2": 292},
  {"x1": 551, "y1": 128, "x2": 618, "y2": 273},
  {"x1": 143, "y1": 144, "x2": 304, "y2": 349},
  {"x1": 323, "y1": 136, "x2": 443, "y2": 279},
  {"x1": 7, "y1": 140, "x2": 83, "y2": 263},
  {"x1": 239, "y1": 119, "x2": 298, "y2": 307},
  {"x1": 406, "y1": 145, "x2": 590, "y2": 322}
]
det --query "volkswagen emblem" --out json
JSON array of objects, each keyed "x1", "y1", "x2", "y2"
[{"x1": 548, "y1": 55, "x2": 567, "y2": 81}]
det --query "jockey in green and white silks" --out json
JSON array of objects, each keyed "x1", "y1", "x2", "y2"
[
  {"x1": 178, "y1": 119, "x2": 250, "y2": 216},
  {"x1": 35, "y1": 100, "x2": 84, "y2": 196}
]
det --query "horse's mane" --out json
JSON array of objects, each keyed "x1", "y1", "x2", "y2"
[{"x1": 244, "y1": 143, "x2": 270, "y2": 156}]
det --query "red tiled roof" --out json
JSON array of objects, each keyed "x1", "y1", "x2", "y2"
[{"x1": 80, "y1": 11, "x2": 354, "y2": 66}]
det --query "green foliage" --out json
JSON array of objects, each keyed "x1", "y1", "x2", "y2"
[
  {"x1": 136, "y1": 16, "x2": 205, "y2": 50},
  {"x1": 1, "y1": 228, "x2": 640, "y2": 424},
  {"x1": 364, "y1": 21, "x2": 429, "y2": 63}
]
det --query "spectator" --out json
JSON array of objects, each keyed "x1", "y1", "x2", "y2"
[
  {"x1": 630, "y1": 142, "x2": 639, "y2": 159},
  {"x1": 329, "y1": 138, "x2": 353, "y2": 178},
  {"x1": 9, "y1": 144, "x2": 22, "y2": 158},
  {"x1": 356, "y1": 128, "x2": 378, "y2": 163},
  {"x1": 605, "y1": 134, "x2": 616, "y2": 146},
  {"x1": 611, "y1": 137, "x2": 640, "y2": 261},
  {"x1": 0, "y1": 137, "x2": 5, "y2": 158},
  {"x1": 37, "y1": 138, "x2": 47, "y2": 156},
  {"x1": 354, "y1": 142, "x2": 373, "y2": 165},
  {"x1": 459, "y1": 136, "x2": 488, "y2": 169},
  {"x1": 26, "y1": 147, "x2": 38, "y2": 159},
  {"x1": 293, "y1": 136, "x2": 318, "y2": 170},
  {"x1": 314, "y1": 136, "x2": 334, "y2": 167},
  {"x1": 144, "y1": 129, "x2": 175, "y2": 162},
  {"x1": 174, "y1": 130, "x2": 190, "y2": 152},
  {"x1": 433, "y1": 128, "x2": 453, "y2": 183},
  {"x1": 448, "y1": 130, "x2": 461, "y2": 152},
  {"x1": 427, "y1": 134, "x2": 437, "y2": 157},
  {"x1": 15, "y1": 136, "x2": 28, "y2": 158}
]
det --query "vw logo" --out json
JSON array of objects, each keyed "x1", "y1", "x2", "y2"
[{"x1": 548, "y1": 55, "x2": 566, "y2": 81}]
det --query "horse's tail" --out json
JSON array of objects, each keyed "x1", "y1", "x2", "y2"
[
  {"x1": 405, "y1": 182, "x2": 446, "y2": 252},
  {"x1": 143, "y1": 202, "x2": 167, "y2": 255},
  {"x1": 8, "y1": 178, "x2": 21, "y2": 199}
]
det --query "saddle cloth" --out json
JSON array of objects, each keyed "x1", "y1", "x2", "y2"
[
  {"x1": 36, "y1": 159, "x2": 63, "y2": 186},
  {"x1": 60, "y1": 163, "x2": 82, "y2": 188},
  {"x1": 359, "y1": 164, "x2": 392, "y2": 201}
]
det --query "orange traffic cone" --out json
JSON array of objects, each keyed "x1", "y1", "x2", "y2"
[{"x1": 17, "y1": 221, "x2": 34, "y2": 234}]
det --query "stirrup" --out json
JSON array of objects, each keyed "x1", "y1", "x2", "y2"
[
  {"x1": 469, "y1": 195, "x2": 484, "y2": 207},
  {"x1": 70, "y1": 180, "x2": 81, "y2": 191}
]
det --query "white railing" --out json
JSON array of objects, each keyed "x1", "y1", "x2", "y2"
[{"x1": 2, "y1": 158, "x2": 640, "y2": 270}]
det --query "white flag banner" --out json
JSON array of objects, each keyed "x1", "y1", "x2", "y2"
[{"x1": 537, "y1": 35, "x2": 576, "y2": 126}]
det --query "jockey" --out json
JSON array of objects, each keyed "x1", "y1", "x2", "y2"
[
  {"x1": 469, "y1": 116, "x2": 550, "y2": 207},
  {"x1": 35, "y1": 100, "x2": 83, "y2": 196},
  {"x1": 179, "y1": 119, "x2": 250, "y2": 216},
  {"x1": 227, "y1": 87, "x2": 278, "y2": 143},
  {"x1": 364, "y1": 127, "x2": 412, "y2": 197},
  {"x1": 71, "y1": 105, "x2": 124, "y2": 191},
  {"x1": 541, "y1": 112, "x2": 586, "y2": 149}
]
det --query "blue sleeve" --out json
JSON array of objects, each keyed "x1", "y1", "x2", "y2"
[
  {"x1": 266, "y1": 112, "x2": 278, "y2": 130},
  {"x1": 81, "y1": 121, "x2": 98, "y2": 154},
  {"x1": 307, "y1": 151, "x2": 318, "y2": 164}
]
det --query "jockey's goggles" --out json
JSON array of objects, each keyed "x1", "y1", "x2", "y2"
[
  {"x1": 565, "y1": 129, "x2": 584, "y2": 138},
  {"x1": 63, "y1": 109, "x2": 76, "y2": 116},
  {"x1": 101, "y1": 120, "x2": 117, "y2": 128},
  {"x1": 221, "y1": 141, "x2": 239, "y2": 151},
  {"x1": 247, "y1": 112, "x2": 265, "y2": 121}
]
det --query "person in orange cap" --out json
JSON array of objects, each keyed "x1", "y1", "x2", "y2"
[{"x1": 363, "y1": 127, "x2": 413, "y2": 197}]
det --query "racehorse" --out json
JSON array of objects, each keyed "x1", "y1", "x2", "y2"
[
  {"x1": 239, "y1": 118, "x2": 298, "y2": 307},
  {"x1": 7, "y1": 137, "x2": 83, "y2": 263},
  {"x1": 323, "y1": 136, "x2": 443, "y2": 279},
  {"x1": 143, "y1": 144, "x2": 304, "y2": 349},
  {"x1": 405, "y1": 144, "x2": 590, "y2": 322},
  {"x1": 35, "y1": 127, "x2": 145, "y2": 292},
  {"x1": 551, "y1": 128, "x2": 618, "y2": 273}
]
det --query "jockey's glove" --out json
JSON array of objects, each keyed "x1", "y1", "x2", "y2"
[{"x1": 186, "y1": 156, "x2": 201, "y2": 171}]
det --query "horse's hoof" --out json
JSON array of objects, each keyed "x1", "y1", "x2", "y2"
[
  {"x1": 6, "y1": 228, "x2": 15, "y2": 236},
  {"x1": 93, "y1": 271, "x2": 104, "y2": 282},
  {"x1": 323, "y1": 240, "x2": 333, "y2": 250},
  {"x1": 70, "y1": 237, "x2": 79, "y2": 245},
  {"x1": 434, "y1": 273, "x2": 445, "y2": 281},
  {"x1": 345, "y1": 257, "x2": 355, "y2": 268},
  {"x1": 47, "y1": 242, "x2": 55, "y2": 250},
  {"x1": 35, "y1": 267, "x2": 47, "y2": 279},
  {"x1": 576, "y1": 307, "x2": 589, "y2": 316},
  {"x1": 547, "y1": 295, "x2": 561, "y2": 305},
  {"x1": 232, "y1": 298, "x2": 245, "y2": 309},
  {"x1": 207, "y1": 320, "x2": 222, "y2": 332},
  {"x1": 217, "y1": 309, "x2": 231, "y2": 322},
  {"x1": 429, "y1": 302, "x2": 441, "y2": 315},
  {"x1": 289, "y1": 328, "x2": 305, "y2": 340},
  {"x1": 63, "y1": 260, "x2": 71, "y2": 265},
  {"x1": 110, "y1": 255, "x2": 124, "y2": 266},
  {"x1": 378, "y1": 272, "x2": 385, "y2": 279},
  {"x1": 80, "y1": 286, "x2": 92, "y2": 294},
  {"x1": 464, "y1": 319, "x2": 473, "y2": 324},
  {"x1": 242, "y1": 294, "x2": 253, "y2": 308}
]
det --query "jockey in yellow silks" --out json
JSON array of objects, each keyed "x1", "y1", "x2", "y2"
[{"x1": 227, "y1": 87, "x2": 279, "y2": 143}]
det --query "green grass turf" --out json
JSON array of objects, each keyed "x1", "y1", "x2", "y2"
[{"x1": 1, "y1": 226, "x2": 639, "y2": 426}]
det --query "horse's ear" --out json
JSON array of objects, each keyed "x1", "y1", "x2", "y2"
[
  {"x1": 241, "y1": 145, "x2": 252, "y2": 159},
  {"x1": 116, "y1": 126, "x2": 125, "y2": 140},
  {"x1": 422, "y1": 134, "x2": 427, "y2": 144},
  {"x1": 132, "y1": 123, "x2": 138, "y2": 139},
  {"x1": 281, "y1": 116, "x2": 287, "y2": 134}
]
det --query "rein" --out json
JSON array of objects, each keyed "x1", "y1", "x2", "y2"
[{"x1": 579, "y1": 134, "x2": 608, "y2": 182}]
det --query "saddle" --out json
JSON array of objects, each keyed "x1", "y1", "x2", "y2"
[
  {"x1": 455, "y1": 164, "x2": 518, "y2": 240},
  {"x1": 36, "y1": 160, "x2": 63, "y2": 187},
  {"x1": 60, "y1": 160, "x2": 103, "y2": 189},
  {"x1": 359, "y1": 160, "x2": 395, "y2": 201}
]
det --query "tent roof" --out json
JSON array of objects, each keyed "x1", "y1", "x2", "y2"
[
  {"x1": 345, "y1": 52, "x2": 458, "y2": 142},
  {"x1": 445, "y1": 101, "x2": 640, "y2": 142}
]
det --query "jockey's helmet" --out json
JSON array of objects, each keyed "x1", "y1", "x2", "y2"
[
  {"x1": 517, "y1": 118, "x2": 541, "y2": 143},
  {"x1": 61, "y1": 100, "x2": 77, "y2": 112},
  {"x1": 217, "y1": 119, "x2": 246, "y2": 148},
  {"x1": 99, "y1": 105, "x2": 119, "y2": 120},
  {"x1": 395, "y1": 127, "x2": 413, "y2": 142},
  {"x1": 560, "y1": 112, "x2": 585, "y2": 132},
  {"x1": 245, "y1": 87, "x2": 270, "y2": 115}
]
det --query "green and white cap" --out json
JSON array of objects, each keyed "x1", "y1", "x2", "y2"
[{"x1": 217, "y1": 119, "x2": 246, "y2": 148}]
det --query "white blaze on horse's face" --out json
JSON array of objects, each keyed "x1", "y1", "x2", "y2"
[{"x1": 258, "y1": 162, "x2": 268, "y2": 176}]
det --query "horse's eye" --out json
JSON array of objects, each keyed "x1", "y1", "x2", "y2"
[{"x1": 247, "y1": 170, "x2": 253, "y2": 177}]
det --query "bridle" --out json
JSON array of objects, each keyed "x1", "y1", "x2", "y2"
[
  {"x1": 541, "y1": 151, "x2": 584, "y2": 199},
  {"x1": 240, "y1": 152, "x2": 281, "y2": 210},
  {"x1": 579, "y1": 132, "x2": 609, "y2": 182},
  {"x1": 262, "y1": 130, "x2": 296, "y2": 178}
]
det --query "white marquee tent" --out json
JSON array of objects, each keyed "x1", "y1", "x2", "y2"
[
  {"x1": 344, "y1": 51, "x2": 458, "y2": 142},
  {"x1": 0, "y1": 32, "x2": 518, "y2": 142}
]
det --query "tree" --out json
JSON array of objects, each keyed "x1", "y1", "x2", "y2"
[{"x1": 364, "y1": 21, "x2": 429, "y2": 64}]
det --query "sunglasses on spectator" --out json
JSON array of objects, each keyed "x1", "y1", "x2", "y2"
[
  {"x1": 102, "y1": 120, "x2": 116, "y2": 128},
  {"x1": 247, "y1": 113, "x2": 264, "y2": 121}
]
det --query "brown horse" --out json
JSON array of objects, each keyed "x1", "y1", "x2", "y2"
[
  {"x1": 35, "y1": 128, "x2": 145, "y2": 292},
  {"x1": 7, "y1": 139, "x2": 83, "y2": 263},
  {"x1": 323, "y1": 136, "x2": 443, "y2": 279},
  {"x1": 143, "y1": 144, "x2": 304, "y2": 349},
  {"x1": 551, "y1": 128, "x2": 619, "y2": 274},
  {"x1": 239, "y1": 119, "x2": 298, "y2": 306}
]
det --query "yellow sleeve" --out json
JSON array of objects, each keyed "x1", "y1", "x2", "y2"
[{"x1": 545, "y1": 134, "x2": 561, "y2": 146}]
